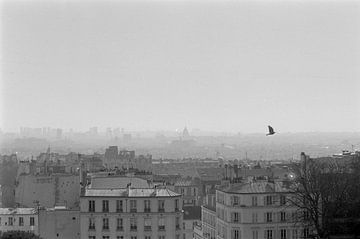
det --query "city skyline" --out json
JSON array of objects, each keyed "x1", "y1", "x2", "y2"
[{"x1": 1, "y1": 0, "x2": 360, "y2": 133}]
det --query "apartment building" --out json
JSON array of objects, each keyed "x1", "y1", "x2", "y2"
[
  {"x1": 215, "y1": 181, "x2": 310, "y2": 239},
  {"x1": 80, "y1": 187, "x2": 183, "y2": 239},
  {"x1": 0, "y1": 208, "x2": 39, "y2": 234}
]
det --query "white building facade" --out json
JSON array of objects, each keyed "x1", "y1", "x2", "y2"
[
  {"x1": 215, "y1": 181, "x2": 310, "y2": 239},
  {"x1": 0, "y1": 208, "x2": 39, "y2": 235},
  {"x1": 80, "y1": 187, "x2": 183, "y2": 239}
]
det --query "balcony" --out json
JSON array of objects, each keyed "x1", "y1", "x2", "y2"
[
  {"x1": 144, "y1": 226, "x2": 152, "y2": 231},
  {"x1": 158, "y1": 226, "x2": 165, "y2": 231},
  {"x1": 130, "y1": 208, "x2": 137, "y2": 213},
  {"x1": 175, "y1": 207, "x2": 179, "y2": 212},
  {"x1": 116, "y1": 209, "x2": 123, "y2": 213},
  {"x1": 130, "y1": 226, "x2": 137, "y2": 231},
  {"x1": 176, "y1": 225, "x2": 181, "y2": 230},
  {"x1": 116, "y1": 227, "x2": 123, "y2": 231},
  {"x1": 158, "y1": 208, "x2": 165, "y2": 213},
  {"x1": 88, "y1": 227, "x2": 96, "y2": 231},
  {"x1": 144, "y1": 208, "x2": 151, "y2": 213}
]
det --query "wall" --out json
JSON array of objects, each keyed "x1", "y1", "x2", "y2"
[
  {"x1": 15, "y1": 174, "x2": 80, "y2": 208},
  {"x1": 38, "y1": 208, "x2": 80, "y2": 239}
]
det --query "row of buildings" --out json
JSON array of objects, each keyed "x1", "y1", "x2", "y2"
[{"x1": 4, "y1": 148, "x2": 347, "y2": 238}]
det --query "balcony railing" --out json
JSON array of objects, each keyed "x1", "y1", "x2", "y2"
[
  {"x1": 144, "y1": 226, "x2": 152, "y2": 231},
  {"x1": 130, "y1": 208, "x2": 137, "y2": 213},
  {"x1": 116, "y1": 227, "x2": 123, "y2": 231},
  {"x1": 158, "y1": 208, "x2": 165, "y2": 213},
  {"x1": 130, "y1": 226, "x2": 137, "y2": 231},
  {"x1": 144, "y1": 208, "x2": 151, "y2": 213},
  {"x1": 158, "y1": 225, "x2": 165, "y2": 231}
]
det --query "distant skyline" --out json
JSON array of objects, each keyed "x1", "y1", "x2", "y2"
[{"x1": 1, "y1": 0, "x2": 359, "y2": 133}]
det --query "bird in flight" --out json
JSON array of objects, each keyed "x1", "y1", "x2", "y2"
[{"x1": 266, "y1": 125, "x2": 276, "y2": 136}]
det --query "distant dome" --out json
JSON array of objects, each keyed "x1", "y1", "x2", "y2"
[{"x1": 182, "y1": 127, "x2": 190, "y2": 138}]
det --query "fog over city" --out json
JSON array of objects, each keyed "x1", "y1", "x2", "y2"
[
  {"x1": 1, "y1": 1, "x2": 360, "y2": 239},
  {"x1": 1, "y1": 0, "x2": 359, "y2": 133}
]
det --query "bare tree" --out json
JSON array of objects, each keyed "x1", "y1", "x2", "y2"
[{"x1": 288, "y1": 152, "x2": 360, "y2": 239}]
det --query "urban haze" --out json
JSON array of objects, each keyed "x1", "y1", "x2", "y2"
[{"x1": 0, "y1": 1, "x2": 359, "y2": 239}]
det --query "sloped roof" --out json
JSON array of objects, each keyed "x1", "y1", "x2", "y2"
[
  {"x1": 90, "y1": 176, "x2": 151, "y2": 189},
  {"x1": 220, "y1": 181, "x2": 290, "y2": 194},
  {"x1": 84, "y1": 188, "x2": 181, "y2": 198},
  {"x1": 0, "y1": 208, "x2": 37, "y2": 215}
]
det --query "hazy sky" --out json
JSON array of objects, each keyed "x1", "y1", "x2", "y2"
[{"x1": 1, "y1": 0, "x2": 360, "y2": 133}]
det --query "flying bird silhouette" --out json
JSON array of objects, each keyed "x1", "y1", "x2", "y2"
[{"x1": 266, "y1": 125, "x2": 275, "y2": 136}]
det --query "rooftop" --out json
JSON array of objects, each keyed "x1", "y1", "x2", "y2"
[
  {"x1": 83, "y1": 188, "x2": 181, "y2": 198},
  {"x1": 219, "y1": 181, "x2": 290, "y2": 194},
  {"x1": 0, "y1": 208, "x2": 37, "y2": 215},
  {"x1": 90, "y1": 176, "x2": 151, "y2": 189},
  {"x1": 174, "y1": 179, "x2": 196, "y2": 187}
]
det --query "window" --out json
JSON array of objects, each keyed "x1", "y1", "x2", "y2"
[
  {"x1": 292, "y1": 229, "x2": 298, "y2": 239},
  {"x1": 158, "y1": 217, "x2": 165, "y2": 230},
  {"x1": 145, "y1": 237, "x2": 151, "y2": 239},
  {"x1": 266, "y1": 195, "x2": 273, "y2": 205},
  {"x1": 19, "y1": 217, "x2": 24, "y2": 226},
  {"x1": 89, "y1": 237, "x2": 95, "y2": 239},
  {"x1": 252, "y1": 213, "x2": 258, "y2": 223},
  {"x1": 193, "y1": 188, "x2": 196, "y2": 196},
  {"x1": 117, "y1": 237, "x2": 124, "y2": 239},
  {"x1": 8, "y1": 217, "x2": 13, "y2": 226},
  {"x1": 89, "y1": 200, "x2": 95, "y2": 212},
  {"x1": 175, "y1": 199, "x2": 179, "y2": 211},
  {"x1": 176, "y1": 235, "x2": 180, "y2": 239},
  {"x1": 116, "y1": 200, "x2": 123, "y2": 213},
  {"x1": 280, "y1": 195, "x2": 286, "y2": 205},
  {"x1": 30, "y1": 217, "x2": 35, "y2": 226},
  {"x1": 266, "y1": 230, "x2": 273, "y2": 239},
  {"x1": 176, "y1": 217, "x2": 180, "y2": 230},
  {"x1": 281, "y1": 229, "x2": 287, "y2": 239},
  {"x1": 266, "y1": 212, "x2": 272, "y2": 222},
  {"x1": 303, "y1": 228, "x2": 309, "y2": 238},
  {"x1": 233, "y1": 196, "x2": 239, "y2": 206},
  {"x1": 145, "y1": 218, "x2": 152, "y2": 231},
  {"x1": 131, "y1": 237, "x2": 137, "y2": 239},
  {"x1": 103, "y1": 237, "x2": 109, "y2": 239},
  {"x1": 252, "y1": 230, "x2": 258, "y2": 239},
  {"x1": 130, "y1": 218, "x2": 137, "y2": 231},
  {"x1": 130, "y1": 200, "x2": 137, "y2": 213},
  {"x1": 102, "y1": 218, "x2": 109, "y2": 230},
  {"x1": 144, "y1": 200, "x2": 151, "y2": 212},
  {"x1": 232, "y1": 229, "x2": 240, "y2": 239},
  {"x1": 281, "y1": 212, "x2": 286, "y2": 222},
  {"x1": 158, "y1": 200, "x2": 165, "y2": 212},
  {"x1": 117, "y1": 218, "x2": 123, "y2": 231},
  {"x1": 252, "y1": 196, "x2": 257, "y2": 206},
  {"x1": 102, "y1": 200, "x2": 109, "y2": 212},
  {"x1": 89, "y1": 218, "x2": 95, "y2": 230},
  {"x1": 232, "y1": 212, "x2": 239, "y2": 222},
  {"x1": 159, "y1": 236, "x2": 165, "y2": 239}
]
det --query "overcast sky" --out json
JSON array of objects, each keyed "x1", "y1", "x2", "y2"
[{"x1": 1, "y1": 0, "x2": 359, "y2": 133}]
